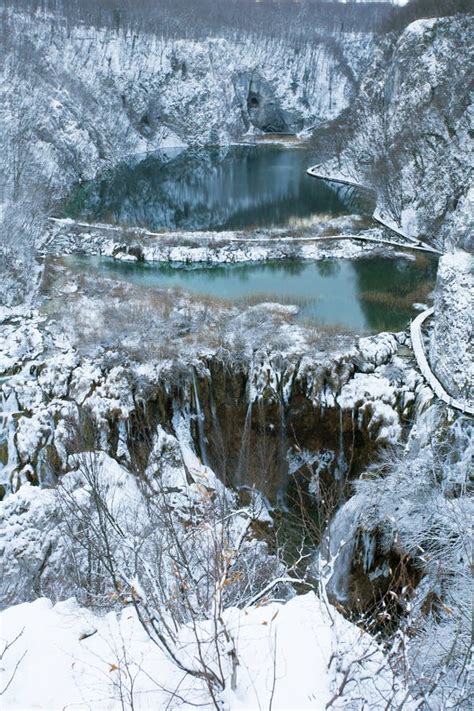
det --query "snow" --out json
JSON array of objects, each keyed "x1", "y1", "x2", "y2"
[
  {"x1": 48, "y1": 214, "x2": 393, "y2": 266},
  {"x1": 338, "y1": 373, "x2": 395, "y2": 409},
  {"x1": 429, "y1": 251, "x2": 474, "y2": 405},
  {"x1": 0, "y1": 592, "x2": 414, "y2": 711}
]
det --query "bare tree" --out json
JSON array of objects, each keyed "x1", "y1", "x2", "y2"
[
  {"x1": 56, "y1": 444, "x2": 301, "y2": 708},
  {"x1": 0, "y1": 630, "x2": 27, "y2": 697}
]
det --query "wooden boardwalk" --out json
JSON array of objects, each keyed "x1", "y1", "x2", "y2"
[
  {"x1": 410, "y1": 308, "x2": 474, "y2": 416},
  {"x1": 306, "y1": 165, "x2": 442, "y2": 256}
]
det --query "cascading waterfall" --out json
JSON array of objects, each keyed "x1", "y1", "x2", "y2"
[
  {"x1": 319, "y1": 494, "x2": 363, "y2": 603},
  {"x1": 192, "y1": 369, "x2": 210, "y2": 467},
  {"x1": 235, "y1": 398, "x2": 253, "y2": 487}
]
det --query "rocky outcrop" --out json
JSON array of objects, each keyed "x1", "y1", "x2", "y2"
[
  {"x1": 325, "y1": 15, "x2": 474, "y2": 250},
  {"x1": 429, "y1": 250, "x2": 474, "y2": 405}
]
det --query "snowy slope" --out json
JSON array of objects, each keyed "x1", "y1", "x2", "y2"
[{"x1": 0, "y1": 592, "x2": 414, "y2": 710}]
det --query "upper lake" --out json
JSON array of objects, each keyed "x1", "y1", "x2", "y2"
[{"x1": 62, "y1": 145, "x2": 373, "y2": 232}]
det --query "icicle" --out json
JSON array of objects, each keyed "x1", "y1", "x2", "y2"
[{"x1": 361, "y1": 530, "x2": 376, "y2": 573}]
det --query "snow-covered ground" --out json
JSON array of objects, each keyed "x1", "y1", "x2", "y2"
[{"x1": 0, "y1": 591, "x2": 415, "y2": 711}]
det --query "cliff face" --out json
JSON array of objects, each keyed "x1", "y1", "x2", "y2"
[
  {"x1": 1, "y1": 11, "x2": 370, "y2": 196},
  {"x1": 330, "y1": 15, "x2": 474, "y2": 250},
  {"x1": 429, "y1": 250, "x2": 474, "y2": 404}
]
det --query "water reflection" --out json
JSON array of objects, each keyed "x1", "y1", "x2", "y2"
[
  {"x1": 62, "y1": 145, "x2": 372, "y2": 232},
  {"x1": 316, "y1": 260, "x2": 341, "y2": 277},
  {"x1": 62, "y1": 255, "x2": 437, "y2": 334},
  {"x1": 352, "y1": 256, "x2": 438, "y2": 333}
]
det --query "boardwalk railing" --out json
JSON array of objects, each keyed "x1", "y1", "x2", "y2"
[
  {"x1": 410, "y1": 307, "x2": 474, "y2": 416},
  {"x1": 306, "y1": 164, "x2": 442, "y2": 256}
]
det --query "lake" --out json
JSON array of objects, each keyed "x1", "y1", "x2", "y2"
[
  {"x1": 61, "y1": 145, "x2": 373, "y2": 232},
  {"x1": 64, "y1": 255, "x2": 437, "y2": 333}
]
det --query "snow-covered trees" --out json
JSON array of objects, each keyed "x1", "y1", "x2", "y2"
[
  {"x1": 53, "y1": 446, "x2": 298, "y2": 706},
  {"x1": 320, "y1": 405, "x2": 473, "y2": 709}
]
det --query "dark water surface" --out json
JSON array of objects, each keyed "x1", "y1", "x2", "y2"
[
  {"x1": 62, "y1": 145, "x2": 373, "y2": 232},
  {"x1": 64, "y1": 255, "x2": 437, "y2": 334}
]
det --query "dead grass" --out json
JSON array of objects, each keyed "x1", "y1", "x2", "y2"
[
  {"x1": 236, "y1": 292, "x2": 313, "y2": 309},
  {"x1": 300, "y1": 318, "x2": 359, "y2": 350},
  {"x1": 359, "y1": 280, "x2": 433, "y2": 310}
]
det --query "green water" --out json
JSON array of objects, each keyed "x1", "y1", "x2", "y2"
[
  {"x1": 62, "y1": 145, "x2": 373, "y2": 232},
  {"x1": 64, "y1": 255, "x2": 437, "y2": 334}
]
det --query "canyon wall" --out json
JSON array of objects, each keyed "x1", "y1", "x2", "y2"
[
  {"x1": 429, "y1": 250, "x2": 474, "y2": 404},
  {"x1": 327, "y1": 15, "x2": 473, "y2": 251}
]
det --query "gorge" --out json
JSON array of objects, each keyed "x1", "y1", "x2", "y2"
[{"x1": 0, "y1": 2, "x2": 472, "y2": 710}]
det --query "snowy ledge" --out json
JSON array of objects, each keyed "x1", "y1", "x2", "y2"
[{"x1": 47, "y1": 216, "x2": 410, "y2": 265}]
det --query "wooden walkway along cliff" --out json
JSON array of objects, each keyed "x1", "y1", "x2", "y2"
[{"x1": 410, "y1": 307, "x2": 474, "y2": 416}]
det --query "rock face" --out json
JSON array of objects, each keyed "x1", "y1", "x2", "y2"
[
  {"x1": 246, "y1": 74, "x2": 303, "y2": 133},
  {"x1": 328, "y1": 15, "x2": 474, "y2": 250},
  {"x1": 1, "y1": 12, "x2": 368, "y2": 198},
  {"x1": 429, "y1": 250, "x2": 474, "y2": 405}
]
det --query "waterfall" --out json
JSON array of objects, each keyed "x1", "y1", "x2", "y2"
[
  {"x1": 235, "y1": 399, "x2": 253, "y2": 488},
  {"x1": 336, "y1": 405, "x2": 346, "y2": 483},
  {"x1": 275, "y1": 395, "x2": 289, "y2": 511},
  {"x1": 192, "y1": 370, "x2": 209, "y2": 467},
  {"x1": 36, "y1": 445, "x2": 56, "y2": 488},
  {"x1": 116, "y1": 419, "x2": 131, "y2": 464},
  {"x1": 319, "y1": 494, "x2": 363, "y2": 603}
]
